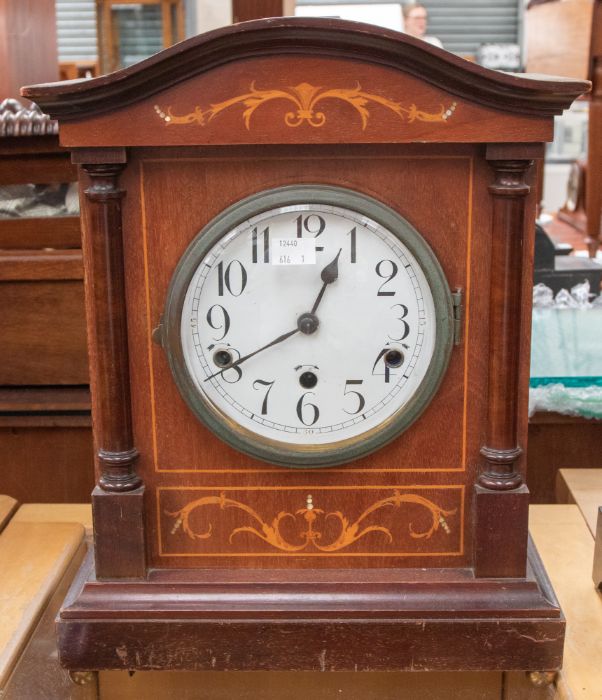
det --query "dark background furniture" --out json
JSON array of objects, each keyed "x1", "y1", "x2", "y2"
[{"x1": 0, "y1": 102, "x2": 94, "y2": 503}]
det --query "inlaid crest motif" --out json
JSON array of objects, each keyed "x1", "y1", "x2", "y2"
[
  {"x1": 154, "y1": 82, "x2": 457, "y2": 130},
  {"x1": 167, "y1": 491, "x2": 457, "y2": 553}
]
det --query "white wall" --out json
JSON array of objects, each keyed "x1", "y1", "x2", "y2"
[
  {"x1": 195, "y1": 0, "x2": 232, "y2": 33},
  {"x1": 295, "y1": 4, "x2": 403, "y2": 31}
]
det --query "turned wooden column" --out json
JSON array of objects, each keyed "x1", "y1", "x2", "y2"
[
  {"x1": 75, "y1": 148, "x2": 146, "y2": 579},
  {"x1": 474, "y1": 152, "x2": 534, "y2": 578},
  {"x1": 479, "y1": 158, "x2": 533, "y2": 491},
  {"x1": 81, "y1": 158, "x2": 141, "y2": 492}
]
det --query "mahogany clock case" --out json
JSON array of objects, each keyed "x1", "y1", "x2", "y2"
[
  {"x1": 121, "y1": 143, "x2": 478, "y2": 570},
  {"x1": 23, "y1": 18, "x2": 589, "y2": 673}
]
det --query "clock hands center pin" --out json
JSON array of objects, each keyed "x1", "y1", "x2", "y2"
[{"x1": 204, "y1": 248, "x2": 342, "y2": 381}]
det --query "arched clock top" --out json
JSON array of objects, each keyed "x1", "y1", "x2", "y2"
[{"x1": 22, "y1": 18, "x2": 588, "y2": 147}]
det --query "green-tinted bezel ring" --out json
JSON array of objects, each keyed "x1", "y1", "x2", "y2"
[{"x1": 162, "y1": 184, "x2": 454, "y2": 468}]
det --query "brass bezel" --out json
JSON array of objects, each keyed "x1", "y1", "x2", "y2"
[{"x1": 162, "y1": 185, "x2": 454, "y2": 468}]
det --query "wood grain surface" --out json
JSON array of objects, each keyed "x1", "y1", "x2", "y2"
[
  {"x1": 79, "y1": 159, "x2": 141, "y2": 494},
  {"x1": 0, "y1": 279, "x2": 88, "y2": 385},
  {"x1": 0, "y1": 217, "x2": 81, "y2": 250},
  {"x1": 120, "y1": 144, "x2": 479, "y2": 568},
  {"x1": 0, "y1": 530, "x2": 95, "y2": 700},
  {"x1": 34, "y1": 17, "x2": 583, "y2": 672},
  {"x1": 0, "y1": 125, "x2": 92, "y2": 506},
  {"x1": 98, "y1": 670, "x2": 503, "y2": 700},
  {"x1": 526, "y1": 0, "x2": 595, "y2": 80},
  {"x1": 0, "y1": 496, "x2": 17, "y2": 533},
  {"x1": 0, "y1": 520, "x2": 85, "y2": 688},
  {"x1": 23, "y1": 17, "x2": 588, "y2": 124},
  {"x1": 12, "y1": 503, "x2": 93, "y2": 533},
  {"x1": 0, "y1": 0, "x2": 58, "y2": 100},
  {"x1": 555, "y1": 468, "x2": 602, "y2": 535},
  {"x1": 0, "y1": 422, "x2": 94, "y2": 503},
  {"x1": 232, "y1": 0, "x2": 294, "y2": 23},
  {"x1": 528, "y1": 416, "x2": 602, "y2": 503},
  {"x1": 56, "y1": 55, "x2": 558, "y2": 147},
  {"x1": 529, "y1": 505, "x2": 602, "y2": 700}
]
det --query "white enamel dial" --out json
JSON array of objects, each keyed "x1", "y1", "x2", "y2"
[{"x1": 164, "y1": 187, "x2": 453, "y2": 467}]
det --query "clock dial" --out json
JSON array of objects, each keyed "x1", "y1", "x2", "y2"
[{"x1": 163, "y1": 186, "x2": 453, "y2": 467}]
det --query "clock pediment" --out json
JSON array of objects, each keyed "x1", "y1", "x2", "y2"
[{"x1": 23, "y1": 18, "x2": 587, "y2": 148}]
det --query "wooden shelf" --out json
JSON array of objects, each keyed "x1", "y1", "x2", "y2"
[
  {"x1": 0, "y1": 386, "x2": 91, "y2": 414},
  {"x1": 0, "y1": 216, "x2": 81, "y2": 250}
]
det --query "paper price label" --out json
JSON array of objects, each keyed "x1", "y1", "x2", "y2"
[{"x1": 271, "y1": 238, "x2": 317, "y2": 265}]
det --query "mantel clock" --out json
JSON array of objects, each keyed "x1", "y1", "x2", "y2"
[{"x1": 24, "y1": 18, "x2": 588, "y2": 673}]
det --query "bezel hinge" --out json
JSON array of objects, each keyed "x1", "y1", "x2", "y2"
[
  {"x1": 452, "y1": 288, "x2": 463, "y2": 346},
  {"x1": 152, "y1": 315, "x2": 165, "y2": 347}
]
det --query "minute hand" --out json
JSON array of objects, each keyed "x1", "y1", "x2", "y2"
[{"x1": 204, "y1": 327, "x2": 299, "y2": 381}]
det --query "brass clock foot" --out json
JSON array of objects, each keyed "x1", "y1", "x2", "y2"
[
  {"x1": 69, "y1": 670, "x2": 97, "y2": 686},
  {"x1": 528, "y1": 671, "x2": 557, "y2": 687}
]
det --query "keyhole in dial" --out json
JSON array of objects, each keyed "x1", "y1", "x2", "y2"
[
  {"x1": 213, "y1": 349, "x2": 234, "y2": 368},
  {"x1": 384, "y1": 349, "x2": 404, "y2": 368}
]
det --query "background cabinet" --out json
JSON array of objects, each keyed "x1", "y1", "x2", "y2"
[{"x1": 0, "y1": 99, "x2": 94, "y2": 503}]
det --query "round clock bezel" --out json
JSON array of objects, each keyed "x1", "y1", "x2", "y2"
[{"x1": 162, "y1": 185, "x2": 454, "y2": 468}]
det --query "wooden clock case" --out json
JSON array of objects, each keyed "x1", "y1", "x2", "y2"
[{"x1": 24, "y1": 18, "x2": 588, "y2": 673}]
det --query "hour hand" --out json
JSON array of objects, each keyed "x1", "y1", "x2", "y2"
[{"x1": 311, "y1": 248, "x2": 342, "y2": 314}]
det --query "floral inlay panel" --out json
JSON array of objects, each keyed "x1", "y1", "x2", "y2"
[
  {"x1": 159, "y1": 487, "x2": 463, "y2": 557},
  {"x1": 154, "y1": 82, "x2": 457, "y2": 131}
]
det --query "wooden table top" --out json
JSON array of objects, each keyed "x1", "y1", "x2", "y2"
[
  {"x1": 0, "y1": 519, "x2": 85, "y2": 689},
  {"x1": 0, "y1": 495, "x2": 17, "y2": 533},
  {"x1": 529, "y1": 504, "x2": 602, "y2": 700},
  {"x1": 0, "y1": 498, "x2": 600, "y2": 698},
  {"x1": 556, "y1": 468, "x2": 602, "y2": 536}
]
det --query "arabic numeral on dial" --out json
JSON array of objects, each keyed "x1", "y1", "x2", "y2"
[
  {"x1": 295, "y1": 214, "x2": 325, "y2": 251},
  {"x1": 253, "y1": 379, "x2": 275, "y2": 415},
  {"x1": 217, "y1": 260, "x2": 247, "y2": 296},
  {"x1": 221, "y1": 347, "x2": 243, "y2": 384},
  {"x1": 376, "y1": 259, "x2": 398, "y2": 296},
  {"x1": 222, "y1": 364, "x2": 243, "y2": 384},
  {"x1": 347, "y1": 226, "x2": 357, "y2": 263},
  {"x1": 252, "y1": 226, "x2": 269, "y2": 263},
  {"x1": 206, "y1": 304, "x2": 230, "y2": 341},
  {"x1": 372, "y1": 348, "x2": 392, "y2": 383},
  {"x1": 296, "y1": 392, "x2": 319, "y2": 426},
  {"x1": 389, "y1": 303, "x2": 410, "y2": 341},
  {"x1": 343, "y1": 379, "x2": 365, "y2": 414}
]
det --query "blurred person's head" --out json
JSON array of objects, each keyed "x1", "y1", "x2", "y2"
[{"x1": 403, "y1": 3, "x2": 429, "y2": 39}]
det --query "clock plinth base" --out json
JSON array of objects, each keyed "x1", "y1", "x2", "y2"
[
  {"x1": 474, "y1": 484, "x2": 530, "y2": 578},
  {"x1": 57, "y1": 541, "x2": 564, "y2": 673},
  {"x1": 92, "y1": 485, "x2": 146, "y2": 579}
]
